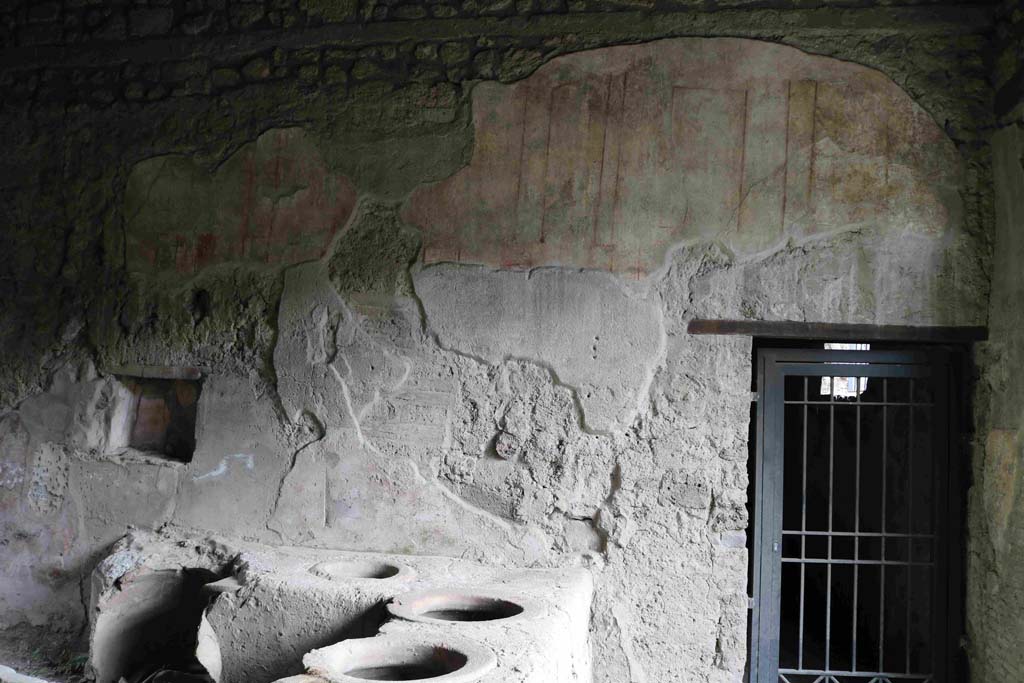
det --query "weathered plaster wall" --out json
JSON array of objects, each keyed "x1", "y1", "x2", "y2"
[
  {"x1": 404, "y1": 39, "x2": 966, "y2": 274},
  {"x1": 970, "y1": 120, "x2": 1024, "y2": 683},
  {"x1": 967, "y1": 2, "x2": 1024, "y2": 679},
  {"x1": 0, "y1": 1, "x2": 999, "y2": 411},
  {"x1": 0, "y1": 3, "x2": 1001, "y2": 681}
]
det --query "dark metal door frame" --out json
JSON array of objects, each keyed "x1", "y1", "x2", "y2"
[{"x1": 749, "y1": 348, "x2": 962, "y2": 683}]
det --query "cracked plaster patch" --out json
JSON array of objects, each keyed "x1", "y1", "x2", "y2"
[
  {"x1": 444, "y1": 360, "x2": 617, "y2": 528},
  {"x1": 27, "y1": 443, "x2": 70, "y2": 516},
  {"x1": 274, "y1": 260, "x2": 412, "y2": 428},
  {"x1": 271, "y1": 261, "x2": 554, "y2": 561},
  {"x1": 413, "y1": 265, "x2": 664, "y2": 433}
]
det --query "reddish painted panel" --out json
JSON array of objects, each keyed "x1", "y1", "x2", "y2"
[
  {"x1": 403, "y1": 39, "x2": 962, "y2": 277},
  {"x1": 125, "y1": 129, "x2": 358, "y2": 277}
]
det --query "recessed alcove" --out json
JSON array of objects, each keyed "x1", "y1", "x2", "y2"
[{"x1": 106, "y1": 366, "x2": 204, "y2": 464}]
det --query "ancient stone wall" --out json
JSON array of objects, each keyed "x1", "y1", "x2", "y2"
[
  {"x1": 0, "y1": 3, "x2": 1002, "y2": 681},
  {"x1": 966, "y1": 2, "x2": 1024, "y2": 681}
]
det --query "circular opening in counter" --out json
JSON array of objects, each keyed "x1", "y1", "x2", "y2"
[
  {"x1": 388, "y1": 592, "x2": 531, "y2": 624},
  {"x1": 420, "y1": 597, "x2": 522, "y2": 622},
  {"x1": 304, "y1": 636, "x2": 496, "y2": 682},
  {"x1": 345, "y1": 647, "x2": 468, "y2": 680},
  {"x1": 310, "y1": 560, "x2": 405, "y2": 581}
]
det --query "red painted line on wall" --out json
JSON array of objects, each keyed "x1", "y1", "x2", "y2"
[
  {"x1": 737, "y1": 88, "x2": 750, "y2": 234},
  {"x1": 781, "y1": 81, "x2": 792, "y2": 234}
]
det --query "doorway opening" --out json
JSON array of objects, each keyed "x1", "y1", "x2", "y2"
[{"x1": 746, "y1": 342, "x2": 968, "y2": 683}]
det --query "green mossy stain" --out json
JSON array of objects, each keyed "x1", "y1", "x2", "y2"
[{"x1": 327, "y1": 200, "x2": 422, "y2": 305}]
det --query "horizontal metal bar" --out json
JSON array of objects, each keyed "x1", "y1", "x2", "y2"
[
  {"x1": 765, "y1": 349, "x2": 942, "y2": 364},
  {"x1": 783, "y1": 531, "x2": 936, "y2": 539},
  {"x1": 687, "y1": 319, "x2": 987, "y2": 342},
  {"x1": 779, "y1": 669, "x2": 932, "y2": 679},
  {"x1": 781, "y1": 558, "x2": 934, "y2": 567},
  {"x1": 775, "y1": 364, "x2": 933, "y2": 378},
  {"x1": 783, "y1": 400, "x2": 934, "y2": 407}
]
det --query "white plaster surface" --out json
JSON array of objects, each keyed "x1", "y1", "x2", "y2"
[
  {"x1": 0, "y1": 665, "x2": 55, "y2": 683},
  {"x1": 413, "y1": 265, "x2": 665, "y2": 433}
]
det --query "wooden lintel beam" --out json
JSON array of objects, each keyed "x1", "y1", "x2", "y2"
[{"x1": 686, "y1": 319, "x2": 988, "y2": 343}]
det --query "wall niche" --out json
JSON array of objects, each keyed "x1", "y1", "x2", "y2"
[{"x1": 107, "y1": 367, "x2": 204, "y2": 464}]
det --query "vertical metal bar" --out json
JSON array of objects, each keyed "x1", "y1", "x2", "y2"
[
  {"x1": 765, "y1": 362, "x2": 786, "y2": 683},
  {"x1": 750, "y1": 352, "x2": 769, "y2": 683},
  {"x1": 937, "y1": 356, "x2": 957, "y2": 683},
  {"x1": 906, "y1": 380, "x2": 915, "y2": 675},
  {"x1": 799, "y1": 376, "x2": 807, "y2": 671},
  {"x1": 879, "y1": 378, "x2": 887, "y2": 672},
  {"x1": 853, "y1": 381, "x2": 861, "y2": 671},
  {"x1": 826, "y1": 383, "x2": 834, "y2": 672},
  {"x1": 757, "y1": 357, "x2": 788, "y2": 683}
]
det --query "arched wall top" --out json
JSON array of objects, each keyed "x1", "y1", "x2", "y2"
[{"x1": 403, "y1": 37, "x2": 962, "y2": 277}]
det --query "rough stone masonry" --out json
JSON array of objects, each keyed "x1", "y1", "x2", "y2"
[{"x1": 0, "y1": 1, "x2": 1022, "y2": 682}]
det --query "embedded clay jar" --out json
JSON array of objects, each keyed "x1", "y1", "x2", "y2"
[
  {"x1": 386, "y1": 590, "x2": 542, "y2": 625},
  {"x1": 309, "y1": 559, "x2": 415, "y2": 583},
  {"x1": 303, "y1": 634, "x2": 496, "y2": 682}
]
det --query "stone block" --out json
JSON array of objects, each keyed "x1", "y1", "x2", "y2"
[
  {"x1": 163, "y1": 59, "x2": 207, "y2": 82},
  {"x1": 229, "y1": 3, "x2": 264, "y2": 28},
  {"x1": 439, "y1": 41, "x2": 471, "y2": 65},
  {"x1": 242, "y1": 57, "x2": 271, "y2": 80},
  {"x1": 659, "y1": 469, "x2": 712, "y2": 511},
  {"x1": 28, "y1": 2, "x2": 60, "y2": 22},
  {"x1": 128, "y1": 8, "x2": 174, "y2": 37},
  {"x1": 210, "y1": 67, "x2": 240, "y2": 89}
]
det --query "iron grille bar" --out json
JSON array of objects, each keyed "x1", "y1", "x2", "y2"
[
  {"x1": 779, "y1": 669, "x2": 932, "y2": 679},
  {"x1": 781, "y1": 559, "x2": 936, "y2": 567},
  {"x1": 783, "y1": 401, "x2": 934, "y2": 407},
  {"x1": 782, "y1": 531, "x2": 935, "y2": 539},
  {"x1": 879, "y1": 378, "x2": 887, "y2": 672},
  {"x1": 800, "y1": 376, "x2": 808, "y2": 671},
  {"x1": 854, "y1": 392, "x2": 861, "y2": 672},
  {"x1": 827, "y1": 393, "x2": 834, "y2": 672},
  {"x1": 907, "y1": 382, "x2": 914, "y2": 675}
]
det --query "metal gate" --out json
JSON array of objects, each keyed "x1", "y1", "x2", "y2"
[{"x1": 749, "y1": 348, "x2": 961, "y2": 683}]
